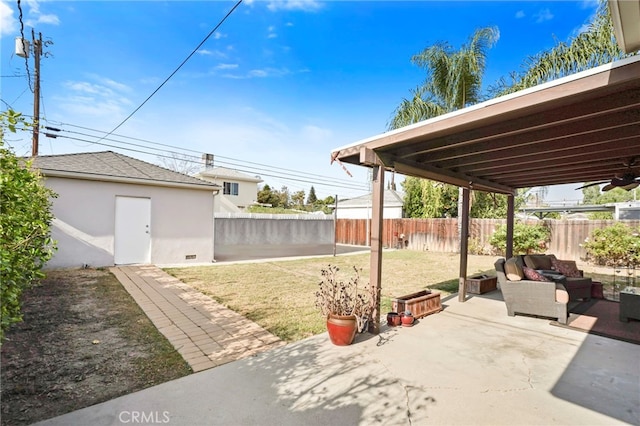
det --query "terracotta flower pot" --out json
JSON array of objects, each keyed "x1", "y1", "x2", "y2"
[
  {"x1": 401, "y1": 312, "x2": 414, "y2": 327},
  {"x1": 387, "y1": 312, "x2": 401, "y2": 326},
  {"x1": 326, "y1": 314, "x2": 358, "y2": 346}
]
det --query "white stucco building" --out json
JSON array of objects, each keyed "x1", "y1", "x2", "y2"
[
  {"x1": 336, "y1": 189, "x2": 404, "y2": 219},
  {"x1": 196, "y1": 167, "x2": 263, "y2": 213},
  {"x1": 33, "y1": 151, "x2": 220, "y2": 268}
]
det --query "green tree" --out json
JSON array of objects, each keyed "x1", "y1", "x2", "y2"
[
  {"x1": 1, "y1": 110, "x2": 57, "y2": 342},
  {"x1": 583, "y1": 222, "x2": 640, "y2": 267},
  {"x1": 389, "y1": 26, "x2": 499, "y2": 129},
  {"x1": 323, "y1": 195, "x2": 335, "y2": 206},
  {"x1": 291, "y1": 190, "x2": 305, "y2": 208},
  {"x1": 489, "y1": 222, "x2": 551, "y2": 255},
  {"x1": 307, "y1": 186, "x2": 318, "y2": 205},
  {"x1": 277, "y1": 186, "x2": 291, "y2": 209},
  {"x1": 257, "y1": 184, "x2": 281, "y2": 207},
  {"x1": 391, "y1": 27, "x2": 499, "y2": 220}
]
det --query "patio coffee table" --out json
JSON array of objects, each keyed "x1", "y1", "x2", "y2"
[{"x1": 619, "y1": 287, "x2": 640, "y2": 322}]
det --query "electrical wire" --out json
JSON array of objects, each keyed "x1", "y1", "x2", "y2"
[
  {"x1": 96, "y1": 0, "x2": 243, "y2": 144},
  {"x1": 31, "y1": 116, "x2": 367, "y2": 189},
  {"x1": 29, "y1": 127, "x2": 370, "y2": 192},
  {"x1": 16, "y1": 0, "x2": 33, "y2": 93}
]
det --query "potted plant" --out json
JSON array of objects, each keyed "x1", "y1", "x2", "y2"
[{"x1": 315, "y1": 265, "x2": 374, "y2": 345}]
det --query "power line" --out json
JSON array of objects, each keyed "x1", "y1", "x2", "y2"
[
  {"x1": 31, "y1": 127, "x2": 369, "y2": 192},
  {"x1": 32, "y1": 116, "x2": 367, "y2": 189},
  {"x1": 16, "y1": 0, "x2": 32, "y2": 92},
  {"x1": 96, "y1": 0, "x2": 243, "y2": 144},
  {"x1": 48, "y1": 135, "x2": 368, "y2": 192}
]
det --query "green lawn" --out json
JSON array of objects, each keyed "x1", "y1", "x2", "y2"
[{"x1": 164, "y1": 251, "x2": 498, "y2": 342}]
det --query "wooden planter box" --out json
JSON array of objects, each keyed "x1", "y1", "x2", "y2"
[
  {"x1": 465, "y1": 275, "x2": 498, "y2": 294},
  {"x1": 392, "y1": 290, "x2": 442, "y2": 319}
]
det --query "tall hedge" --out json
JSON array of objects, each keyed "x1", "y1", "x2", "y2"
[{"x1": 0, "y1": 110, "x2": 57, "y2": 342}]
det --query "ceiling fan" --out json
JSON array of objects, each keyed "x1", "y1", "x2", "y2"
[{"x1": 576, "y1": 158, "x2": 640, "y2": 191}]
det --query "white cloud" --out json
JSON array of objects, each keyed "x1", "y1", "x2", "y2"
[
  {"x1": 248, "y1": 69, "x2": 268, "y2": 78},
  {"x1": 33, "y1": 13, "x2": 59, "y2": 25},
  {"x1": 56, "y1": 76, "x2": 133, "y2": 119},
  {"x1": 248, "y1": 67, "x2": 290, "y2": 78},
  {"x1": 215, "y1": 63, "x2": 238, "y2": 70},
  {"x1": 0, "y1": 2, "x2": 17, "y2": 35},
  {"x1": 25, "y1": 0, "x2": 40, "y2": 14},
  {"x1": 534, "y1": 8, "x2": 553, "y2": 23},
  {"x1": 213, "y1": 32, "x2": 226, "y2": 40},
  {"x1": 266, "y1": 0, "x2": 322, "y2": 12},
  {"x1": 197, "y1": 48, "x2": 228, "y2": 58},
  {"x1": 515, "y1": 10, "x2": 525, "y2": 19},
  {"x1": 21, "y1": 0, "x2": 60, "y2": 28}
]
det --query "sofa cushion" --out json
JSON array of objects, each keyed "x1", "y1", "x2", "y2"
[
  {"x1": 555, "y1": 283, "x2": 569, "y2": 303},
  {"x1": 522, "y1": 267, "x2": 552, "y2": 282},
  {"x1": 504, "y1": 257, "x2": 523, "y2": 281},
  {"x1": 552, "y1": 259, "x2": 581, "y2": 278},
  {"x1": 523, "y1": 254, "x2": 555, "y2": 271}
]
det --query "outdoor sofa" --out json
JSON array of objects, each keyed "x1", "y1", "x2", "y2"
[
  {"x1": 518, "y1": 254, "x2": 592, "y2": 301},
  {"x1": 495, "y1": 257, "x2": 569, "y2": 324}
]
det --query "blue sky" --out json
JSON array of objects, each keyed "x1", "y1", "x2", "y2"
[{"x1": 1, "y1": 0, "x2": 599, "y2": 202}]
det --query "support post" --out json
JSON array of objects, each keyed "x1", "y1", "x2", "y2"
[
  {"x1": 368, "y1": 164, "x2": 384, "y2": 334},
  {"x1": 333, "y1": 194, "x2": 338, "y2": 257},
  {"x1": 506, "y1": 194, "x2": 515, "y2": 259},
  {"x1": 457, "y1": 187, "x2": 470, "y2": 302}
]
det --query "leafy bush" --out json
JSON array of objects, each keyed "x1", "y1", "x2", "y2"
[
  {"x1": 489, "y1": 222, "x2": 550, "y2": 255},
  {"x1": 0, "y1": 110, "x2": 57, "y2": 342},
  {"x1": 582, "y1": 222, "x2": 640, "y2": 267}
]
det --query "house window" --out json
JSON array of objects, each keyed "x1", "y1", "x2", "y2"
[{"x1": 223, "y1": 182, "x2": 239, "y2": 196}]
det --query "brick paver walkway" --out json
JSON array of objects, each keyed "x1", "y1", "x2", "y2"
[{"x1": 111, "y1": 265, "x2": 285, "y2": 372}]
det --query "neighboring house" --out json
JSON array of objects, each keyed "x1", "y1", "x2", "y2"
[
  {"x1": 196, "y1": 167, "x2": 262, "y2": 213},
  {"x1": 32, "y1": 151, "x2": 220, "y2": 268},
  {"x1": 336, "y1": 189, "x2": 404, "y2": 219}
]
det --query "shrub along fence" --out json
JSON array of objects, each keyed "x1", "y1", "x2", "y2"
[{"x1": 335, "y1": 218, "x2": 640, "y2": 261}]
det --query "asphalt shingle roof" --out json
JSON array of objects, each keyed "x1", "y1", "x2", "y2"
[{"x1": 31, "y1": 151, "x2": 219, "y2": 189}]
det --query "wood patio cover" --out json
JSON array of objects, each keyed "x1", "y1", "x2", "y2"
[{"x1": 330, "y1": 56, "x2": 640, "y2": 333}]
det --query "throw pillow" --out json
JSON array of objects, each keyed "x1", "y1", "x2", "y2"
[
  {"x1": 522, "y1": 266, "x2": 552, "y2": 282},
  {"x1": 551, "y1": 259, "x2": 581, "y2": 278},
  {"x1": 523, "y1": 255, "x2": 554, "y2": 271},
  {"x1": 504, "y1": 257, "x2": 523, "y2": 281}
]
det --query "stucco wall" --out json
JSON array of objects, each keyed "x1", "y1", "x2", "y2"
[
  {"x1": 214, "y1": 214, "x2": 334, "y2": 246},
  {"x1": 44, "y1": 177, "x2": 215, "y2": 268}
]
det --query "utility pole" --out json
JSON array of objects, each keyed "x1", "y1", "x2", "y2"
[
  {"x1": 32, "y1": 30, "x2": 42, "y2": 157},
  {"x1": 15, "y1": 29, "x2": 43, "y2": 157}
]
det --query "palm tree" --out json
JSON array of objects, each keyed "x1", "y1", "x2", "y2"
[
  {"x1": 388, "y1": 26, "x2": 499, "y2": 130},
  {"x1": 390, "y1": 27, "x2": 500, "y2": 230},
  {"x1": 492, "y1": 0, "x2": 632, "y2": 97}
]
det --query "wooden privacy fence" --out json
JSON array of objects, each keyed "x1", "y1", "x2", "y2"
[{"x1": 336, "y1": 218, "x2": 640, "y2": 260}]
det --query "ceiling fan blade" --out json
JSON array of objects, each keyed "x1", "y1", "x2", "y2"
[
  {"x1": 621, "y1": 182, "x2": 640, "y2": 191},
  {"x1": 575, "y1": 181, "x2": 609, "y2": 190},
  {"x1": 602, "y1": 183, "x2": 616, "y2": 191}
]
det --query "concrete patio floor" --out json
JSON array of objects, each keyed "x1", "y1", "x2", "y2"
[{"x1": 36, "y1": 288, "x2": 638, "y2": 426}]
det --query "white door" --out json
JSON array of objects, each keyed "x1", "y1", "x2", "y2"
[{"x1": 114, "y1": 196, "x2": 151, "y2": 264}]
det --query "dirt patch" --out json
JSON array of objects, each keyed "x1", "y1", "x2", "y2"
[{"x1": 0, "y1": 268, "x2": 192, "y2": 426}]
